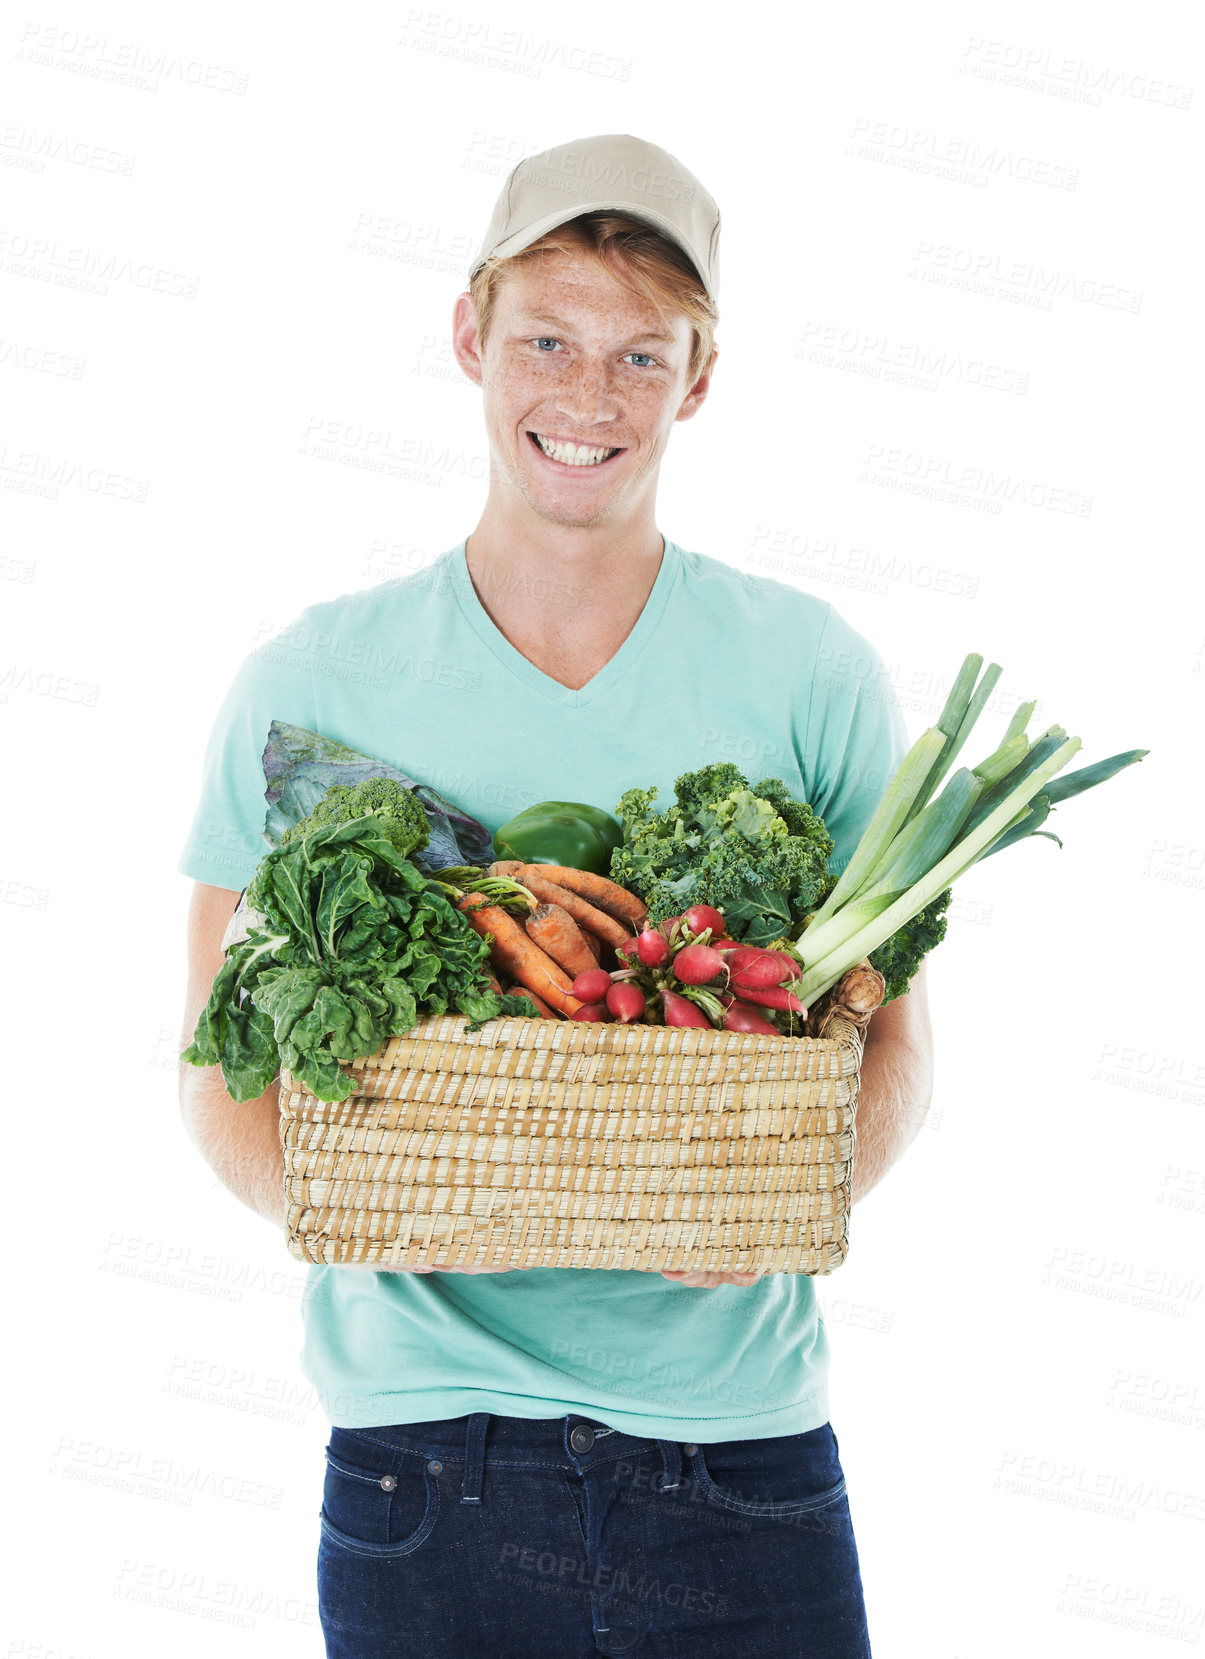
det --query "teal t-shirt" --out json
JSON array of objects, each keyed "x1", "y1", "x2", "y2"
[{"x1": 178, "y1": 532, "x2": 908, "y2": 1441}]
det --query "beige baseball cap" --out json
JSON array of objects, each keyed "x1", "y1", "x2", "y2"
[{"x1": 468, "y1": 132, "x2": 721, "y2": 305}]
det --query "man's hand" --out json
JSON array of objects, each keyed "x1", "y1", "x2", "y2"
[{"x1": 660, "y1": 1268, "x2": 762, "y2": 1287}]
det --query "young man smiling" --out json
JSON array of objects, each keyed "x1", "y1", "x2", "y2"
[{"x1": 179, "y1": 133, "x2": 932, "y2": 1657}]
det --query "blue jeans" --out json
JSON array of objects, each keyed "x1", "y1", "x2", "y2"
[{"x1": 317, "y1": 1413, "x2": 873, "y2": 1656}]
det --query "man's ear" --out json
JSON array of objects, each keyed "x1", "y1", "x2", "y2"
[
  {"x1": 452, "y1": 292, "x2": 485, "y2": 388},
  {"x1": 676, "y1": 342, "x2": 718, "y2": 423}
]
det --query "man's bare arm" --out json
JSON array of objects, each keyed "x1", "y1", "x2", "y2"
[
  {"x1": 177, "y1": 881, "x2": 287, "y2": 1231},
  {"x1": 848, "y1": 959, "x2": 935, "y2": 1208}
]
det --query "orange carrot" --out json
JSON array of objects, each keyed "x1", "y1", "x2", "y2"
[
  {"x1": 519, "y1": 870, "x2": 631, "y2": 948},
  {"x1": 524, "y1": 902, "x2": 597, "y2": 979},
  {"x1": 457, "y1": 892, "x2": 584, "y2": 1017},
  {"x1": 581, "y1": 928, "x2": 602, "y2": 964},
  {"x1": 489, "y1": 860, "x2": 527, "y2": 879},
  {"x1": 524, "y1": 865, "x2": 648, "y2": 931}
]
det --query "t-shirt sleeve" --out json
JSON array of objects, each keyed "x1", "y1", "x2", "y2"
[
  {"x1": 176, "y1": 631, "x2": 317, "y2": 892},
  {"x1": 802, "y1": 603, "x2": 910, "y2": 878}
]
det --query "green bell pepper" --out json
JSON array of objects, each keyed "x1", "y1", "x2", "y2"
[{"x1": 494, "y1": 800, "x2": 624, "y2": 874}]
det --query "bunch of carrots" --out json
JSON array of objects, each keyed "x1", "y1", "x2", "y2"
[{"x1": 450, "y1": 861, "x2": 650, "y2": 1019}]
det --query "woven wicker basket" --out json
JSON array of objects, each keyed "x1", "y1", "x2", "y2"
[{"x1": 278, "y1": 1012, "x2": 864, "y2": 1275}]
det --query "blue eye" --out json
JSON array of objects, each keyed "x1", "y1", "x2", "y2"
[
  {"x1": 534, "y1": 337, "x2": 560, "y2": 351},
  {"x1": 627, "y1": 352, "x2": 655, "y2": 367}
]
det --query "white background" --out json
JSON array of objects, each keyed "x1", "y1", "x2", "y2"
[{"x1": 3, "y1": 3, "x2": 1203, "y2": 1655}]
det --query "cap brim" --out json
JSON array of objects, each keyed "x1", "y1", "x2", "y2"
[{"x1": 470, "y1": 200, "x2": 714, "y2": 304}]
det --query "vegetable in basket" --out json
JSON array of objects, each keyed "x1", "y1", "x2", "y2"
[
  {"x1": 181, "y1": 781, "x2": 533, "y2": 1104},
  {"x1": 279, "y1": 775, "x2": 430, "y2": 858},
  {"x1": 261, "y1": 719, "x2": 494, "y2": 872},
  {"x1": 790, "y1": 653, "x2": 1148, "y2": 1006},
  {"x1": 564, "y1": 902, "x2": 881, "y2": 1039},
  {"x1": 610, "y1": 764, "x2": 835, "y2": 948},
  {"x1": 431, "y1": 860, "x2": 648, "y2": 1011},
  {"x1": 494, "y1": 799, "x2": 624, "y2": 874}
]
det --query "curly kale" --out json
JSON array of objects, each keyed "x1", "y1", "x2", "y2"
[
  {"x1": 868, "y1": 886, "x2": 951, "y2": 1003},
  {"x1": 611, "y1": 765, "x2": 836, "y2": 948},
  {"x1": 279, "y1": 777, "x2": 430, "y2": 861}
]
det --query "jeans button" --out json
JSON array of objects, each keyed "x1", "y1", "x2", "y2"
[
  {"x1": 569, "y1": 1425, "x2": 595, "y2": 1453},
  {"x1": 427, "y1": 1460, "x2": 442, "y2": 1474},
  {"x1": 379, "y1": 1474, "x2": 397, "y2": 1491},
  {"x1": 684, "y1": 1444, "x2": 697, "y2": 1455}
]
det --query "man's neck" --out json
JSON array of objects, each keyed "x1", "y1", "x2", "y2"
[{"x1": 463, "y1": 518, "x2": 666, "y2": 691}]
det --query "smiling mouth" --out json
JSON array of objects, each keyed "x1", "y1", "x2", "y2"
[{"x1": 527, "y1": 430, "x2": 624, "y2": 467}]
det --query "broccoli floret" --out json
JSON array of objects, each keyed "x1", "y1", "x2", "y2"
[
  {"x1": 281, "y1": 778, "x2": 430, "y2": 860},
  {"x1": 869, "y1": 887, "x2": 951, "y2": 1003}
]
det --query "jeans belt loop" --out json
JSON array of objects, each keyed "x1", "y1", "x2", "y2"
[
  {"x1": 460, "y1": 1413, "x2": 489, "y2": 1504},
  {"x1": 656, "y1": 1438, "x2": 683, "y2": 1491}
]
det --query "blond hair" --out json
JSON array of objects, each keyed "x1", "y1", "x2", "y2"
[{"x1": 468, "y1": 210, "x2": 718, "y2": 388}]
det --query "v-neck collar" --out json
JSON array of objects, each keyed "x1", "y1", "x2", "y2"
[{"x1": 447, "y1": 532, "x2": 681, "y2": 708}]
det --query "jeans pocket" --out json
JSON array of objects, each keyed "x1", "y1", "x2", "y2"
[
  {"x1": 320, "y1": 1428, "x2": 440, "y2": 1559},
  {"x1": 691, "y1": 1423, "x2": 847, "y2": 1517}
]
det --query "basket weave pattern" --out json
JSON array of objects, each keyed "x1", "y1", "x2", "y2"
[{"x1": 279, "y1": 1012, "x2": 864, "y2": 1274}]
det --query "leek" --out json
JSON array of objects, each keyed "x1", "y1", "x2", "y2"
[{"x1": 792, "y1": 652, "x2": 1149, "y2": 1008}]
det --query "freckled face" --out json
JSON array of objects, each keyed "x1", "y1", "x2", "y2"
[{"x1": 476, "y1": 249, "x2": 699, "y2": 529}]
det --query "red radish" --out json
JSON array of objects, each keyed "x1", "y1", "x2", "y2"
[
  {"x1": 683, "y1": 903, "x2": 726, "y2": 937},
  {"x1": 606, "y1": 982, "x2": 645, "y2": 1023},
  {"x1": 725, "y1": 946, "x2": 802, "y2": 987},
  {"x1": 571, "y1": 967, "x2": 613, "y2": 1003},
  {"x1": 616, "y1": 934, "x2": 641, "y2": 962},
  {"x1": 572, "y1": 1002, "x2": 610, "y2": 1021},
  {"x1": 730, "y1": 982, "x2": 807, "y2": 1014},
  {"x1": 636, "y1": 928, "x2": 671, "y2": 969},
  {"x1": 661, "y1": 989, "x2": 713, "y2": 1028},
  {"x1": 722, "y1": 999, "x2": 782, "y2": 1035},
  {"x1": 671, "y1": 943, "x2": 726, "y2": 985}
]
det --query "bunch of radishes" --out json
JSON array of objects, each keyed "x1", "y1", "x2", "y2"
[{"x1": 566, "y1": 903, "x2": 808, "y2": 1035}]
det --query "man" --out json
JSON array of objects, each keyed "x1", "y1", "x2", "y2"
[{"x1": 178, "y1": 133, "x2": 933, "y2": 1657}]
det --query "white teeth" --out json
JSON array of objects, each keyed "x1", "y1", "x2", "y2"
[{"x1": 534, "y1": 432, "x2": 618, "y2": 466}]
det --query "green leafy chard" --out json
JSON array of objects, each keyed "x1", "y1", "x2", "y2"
[{"x1": 182, "y1": 809, "x2": 530, "y2": 1103}]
